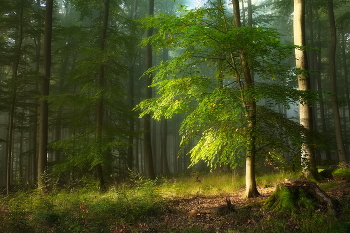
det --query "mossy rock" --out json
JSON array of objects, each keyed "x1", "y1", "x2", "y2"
[{"x1": 264, "y1": 179, "x2": 340, "y2": 217}]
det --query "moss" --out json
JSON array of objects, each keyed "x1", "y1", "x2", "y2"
[
  {"x1": 264, "y1": 184, "x2": 321, "y2": 215},
  {"x1": 333, "y1": 169, "x2": 350, "y2": 182},
  {"x1": 264, "y1": 186, "x2": 297, "y2": 213}
]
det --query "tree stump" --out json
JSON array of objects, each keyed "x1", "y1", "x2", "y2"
[{"x1": 264, "y1": 179, "x2": 340, "y2": 217}]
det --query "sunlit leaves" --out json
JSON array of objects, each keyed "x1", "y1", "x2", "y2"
[{"x1": 137, "y1": 3, "x2": 321, "y2": 169}]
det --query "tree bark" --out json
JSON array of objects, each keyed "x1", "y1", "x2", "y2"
[
  {"x1": 247, "y1": 0, "x2": 252, "y2": 26},
  {"x1": 126, "y1": 0, "x2": 139, "y2": 171},
  {"x1": 38, "y1": 0, "x2": 53, "y2": 189},
  {"x1": 314, "y1": 9, "x2": 331, "y2": 160},
  {"x1": 293, "y1": 0, "x2": 318, "y2": 179},
  {"x1": 143, "y1": 0, "x2": 156, "y2": 179},
  {"x1": 341, "y1": 27, "x2": 350, "y2": 158},
  {"x1": 232, "y1": 0, "x2": 259, "y2": 198},
  {"x1": 326, "y1": 0, "x2": 347, "y2": 162},
  {"x1": 95, "y1": 0, "x2": 110, "y2": 190},
  {"x1": 30, "y1": 0, "x2": 42, "y2": 186},
  {"x1": 161, "y1": 48, "x2": 170, "y2": 175},
  {"x1": 38, "y1": 0, "x2": 53, "y2": 191}
]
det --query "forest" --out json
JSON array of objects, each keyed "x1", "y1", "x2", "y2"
[{"x1": 0, "y1": 0, "x2": 350, "y2": 232}]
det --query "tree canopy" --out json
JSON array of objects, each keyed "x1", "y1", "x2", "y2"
[{"x1": 136, "y1": 2, "x2": 324, "y2": 195}]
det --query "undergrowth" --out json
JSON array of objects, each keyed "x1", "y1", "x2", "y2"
[
  {"x1": 0, "y1": 179, "x2": 165, "y2": 233},
  {"x1": 0, "y1": 170, "x2": 349, "y2": 232}
]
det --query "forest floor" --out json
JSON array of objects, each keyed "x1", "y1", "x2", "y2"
[
  {"x1": 1, "y1": 173, "x2": 350, "y2": 232},
  {"x1": 129, "y1": 179, "x2": 350, "y2": 232}
]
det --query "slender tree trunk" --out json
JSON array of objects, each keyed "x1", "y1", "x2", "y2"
[
  {"x1": 327, "y1": 0, "x2": 347, "y2": 162},
  {"x1": 19, "y1": 123, "x2": 24, "y2": 184},
  {"x1": 143, "y1": 0, "x2": 156, "y2": 179},
  {"x1": 38, "y1": 0, "x2": 53, "y2": 190},
  {"x1": 160, "y1": 50, "x2": 169, "y2": 176},
  {"x1": 127, "y1": 67, "x2": 135, "y2": 170},
  {"x1": 6, "y1": 3, "x2": 25, "y2": 194},
  {"x1": 247, "y1": 0, "x2": 252, "y2": 26},
  {"x1": 341, "y1": 28, "x2": 350, "y2": 156},
  {"x1": 126, "y1": 0, "x2": 139, "y2": 171},
  {"x1": 232, "y1": 0, "x2": 259, "y2": 198},
  {"x1": 95, "y1": 0, "x2": 110, "y2": 190},
  {"x1": 241, "y1": 1, "x2": 245, "y2": 26},
  {"x1": 293, "y1": 0, "x2": 318, "y2": 179},
  {"x1": 314, "y1": 10, "x2": 331, "y2": 160},
  {"x1": 161, "y1": 118, "x2": 169, "y2": 175},
  {"x1": 31, "y1": 0, "x2": 41, "y2": 185}
]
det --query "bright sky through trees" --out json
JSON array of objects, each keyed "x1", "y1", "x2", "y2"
[{"x1": 186, "y1": 0, "x2": 264, "y2": 9}]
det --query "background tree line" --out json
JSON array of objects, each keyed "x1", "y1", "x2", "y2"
[{"x1": 0, "y1": 0, "x2": 349, "y2": 195}]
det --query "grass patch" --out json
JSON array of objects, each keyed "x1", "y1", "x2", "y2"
[
  {"x1": 0, "y1": 180, "x2": 165, "y2": 233},
  {"x1": 319, "y1": 182, "x2": 340, "y2": 190},
  {"x1": 158, "y1": 171, "x2": 245, "y2": 198},
  {"x1": 333, "y1": 168, "x2": 350, "y2": 182}
]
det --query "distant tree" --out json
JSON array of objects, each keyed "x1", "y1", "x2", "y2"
[
  {"x1": 143, "y1": 0, "x2": 156, "y2": 179},
  {"x1": 49, "y1": 0, "x2": 137, "y2": 184},
  {"x1": 326, "y1": 0, "x2": 347, "y2": 162},
  {"x1": 137, "y1": 1, "x2": 319, "y2": 197},
  {"x1": 5, "y1": 0, "x2": 26, "y2": 195},
  {"x1": 94, "y1": 0, "x2": 110, "y2": 190},
  {"x1": 38, "y1": 0, "x2": 53, "y2": 190}
]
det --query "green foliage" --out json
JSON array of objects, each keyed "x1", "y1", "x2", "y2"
[{"x1": 136, "y1": 3, "x2": 322, "y2": 170}]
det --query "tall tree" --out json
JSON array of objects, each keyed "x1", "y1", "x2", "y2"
[
  {"x1": 143, "y1": 0, "x2": 156, "y2": 179},
  {"x1": 326, "y1": 0, "x2": 347, "y2": 162},
  {"x1": 94, "y1": 0, "x2": 111, "y2": 191},
  {"x1": 5, "y1": 0, "x2": 25, "y2": 194},
  {"x1": 293, "y1": 0, "x2": 318, "y2": 178},
  {"x1": 138, "y1": 0, "x2": 315, "y2": 198},
  {"x1": 38, "y1": 0, "x2": 53, "y2": 190},
  {"x1": 232, "y1": 0, "x2": 259, "y2": 197}
]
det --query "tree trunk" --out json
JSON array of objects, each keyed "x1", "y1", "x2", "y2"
[
  {"x1": 38, "y1": 0, "x2": 53, "y2": 191},
  {"x1": 126, "y1": 0, "x2": 139, "y2": 171},
  {"x1": 6, "y1": 1, "x2": 26, "y2": 194},
  {"x1": 327, "y1": 0, "x2": 347, "y2": 162},
  {"x1": 293, "y1": 0, "x2": 318, "y2": 179},
  {"x1": 30, "y1": 0, "x2": 41, "y2": 185},
  {"x1": 247, "y1": 0, "x2": 252, "y2": 26},
  {"x1": 314, "y1": 10, "x2": 331, "y2": 160},
  {"x1": 143, "y1": 0, "x2": 156, "y2": 179},
  {"x1": 95, "y1": 0, "x2": 110, "y2": 190},
  {"x1": 341, "y1": 28, "x2": 350, "y2": 157},
  {"x1": 232, "y1": 0, "x2": 259, "y2": 198},
  {"x1": 160, "y1": 47, "x2": 170, "y2": 175}
]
